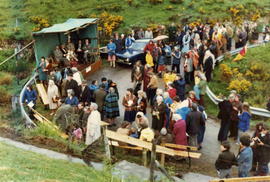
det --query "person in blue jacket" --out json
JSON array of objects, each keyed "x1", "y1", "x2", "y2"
[
  {"x1": 237, "y1": 135, "x2": 253, "y2": 177},
  {"x1": 107, "y1": 39, "x2": 116, "y2": 68},
  {"x1": 22, "y1": 85, "x2": 37, "y2": 119},
  {"x1": 238, "y1": 102, "x2": 251, "y2": 142},
  {"x1": 22, "y1": 85, "x2": 37, "y2": 105},
  {"x1": 125, "y1": 34, "x2": 134, "y2": 49},
  {"x1": 65, "y1": 89, "x2": 79, "y2": 106}
]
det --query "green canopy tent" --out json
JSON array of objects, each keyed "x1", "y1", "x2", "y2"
[{"x1": 32, "y1": 18, "x2": 99, "y2": 65}]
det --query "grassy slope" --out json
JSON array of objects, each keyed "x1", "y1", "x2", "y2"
[
  {"x1": 208, "y1": 43, "x2": 270, "y2": 124},
  {"x1": 0, "y1": 141, "x2": 117, "y2": 182},
  {"x1": 208, "y1": 43, "x2": 270, "y2": 107},
  {"x1": 1, "y1": 0, "x2": 270, "y2": 40}
]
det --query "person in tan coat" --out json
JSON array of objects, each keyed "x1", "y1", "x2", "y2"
[{"x1": 147, "y1": 73, "x2": 158, "y2": 106}]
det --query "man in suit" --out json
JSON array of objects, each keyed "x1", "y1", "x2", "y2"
[
  {"x1": 79, "y1": 80, "x2": 92, "y2": 105},
  {"x1": 93, "y1": 84, "x2": 107, "y2": 120}
]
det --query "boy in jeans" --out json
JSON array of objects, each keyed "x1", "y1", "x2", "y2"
[{"x1": 215, "y1": 141, "x2": 237, "y2": 178}]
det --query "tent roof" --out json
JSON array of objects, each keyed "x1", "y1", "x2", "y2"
[{"x1": 33, "y1": 18, "x2": 98, "y2": 35}]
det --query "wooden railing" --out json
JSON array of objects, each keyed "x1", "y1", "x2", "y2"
[{"x1": 210, "y1": 176, "x2": 270, "y2": 182}]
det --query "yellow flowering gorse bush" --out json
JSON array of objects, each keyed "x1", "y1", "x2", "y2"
[{"x1": 30, "y1": 16, "x2": 50, "y2": 32}]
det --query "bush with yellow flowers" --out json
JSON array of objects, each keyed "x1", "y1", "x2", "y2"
[
  {"x1": 30, "y1": 16, "x2": 50, "y2": 32},
  {"x1": 91, "y1": 12, "x2": 123, "y2": 36},
  {"x1": 220, "y1": 63, "x2": 233, "y2": 82},
  {"x1": 165, "y1": 5, "x2": 174, "y2": 11},
  {"x1": 228, "y1": 78, "x2": 252, "y2": 94}
]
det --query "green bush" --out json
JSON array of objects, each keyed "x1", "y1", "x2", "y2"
[{"x1": 169, "y1": 0, "x2": 183, "y2": 4}]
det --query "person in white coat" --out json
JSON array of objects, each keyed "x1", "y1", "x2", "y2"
[
  {"x1": 47, "y1": 80, "x2": 59, "y2": 114},
  {"x1": 85, "y1": 102, "x2": 101, "y2": 145}
]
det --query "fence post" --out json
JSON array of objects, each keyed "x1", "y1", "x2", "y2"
[
  {"x1": 142, "y1": 148, "x2": 147, "y2": 167},
  {"x1": 160, "y1": 141, "x2": 165, "y2": 166},
  {"x1": 102, "y1": 126, "x2": 111, "y2": 161},
  {"x1": 149, "y1": 139, "x2": 157, "y2": 182}
]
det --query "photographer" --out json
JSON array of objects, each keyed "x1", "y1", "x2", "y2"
[
  {"x1": 252, "y1": 126, "x2": 270, "y2": 176},
  {"x1": 237, "y1": 135, "x2": 253, "y2": 177}
]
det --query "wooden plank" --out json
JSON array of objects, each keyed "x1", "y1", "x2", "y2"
[
  {"x1": 36, "y1": 83, "x2": 49, "y2": 105},
  {"x1": 109, "y1": 140, "x2": 143, "y2": 150},
  {"x1": 164, "y1": 143, "x2": 198, "y2": 151},
  {"x1": 210, "y1": 176, "x2": 270, "y2": 182},
  {"x1": 32, "y1": 109, "x2": 68, "y2": 139},
  {"x1": 105, "y1": 130, "x2": 201, "y2": 158},
  {"x1": 100, "y1": 121, "x2": 109, "y2": 126}
]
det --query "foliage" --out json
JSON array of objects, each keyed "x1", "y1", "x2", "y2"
[
  {"x1": 25, "y1": 123, "x2": 64, "y2": 139},
  {"x1": 169, "y1": 0, "x2": 183, "y2": 4},
  {"x1": 219, "y1": 64, "x2": 233, "y2": 82},
  {"x1": 210, "y1": 43, "x2": 270, "y2": 107},
  {"x1": 30, "y1": 16, "x2": 50, "y2": 32},
  {"x1": 95, "y1": 4, "x2": 123, "y2": 12},
  {"x1": 228, "y1": 78, "x2": 252, "y2": 94},
  {"x1": 0, "y1": 72, "x2": 13, "y2": 85},
  {"x1": 92, "y1": 12, "x2": 123, "y2": 36},
  {"x1": 0, "y1": 87, "x2": 11, "y2": 104},
  {"x1": 149, "y1": 0, "x2": 163, "y2": 5},
  {"x1": 0, "y1": 0, "x2": 270, "y2": 40}
]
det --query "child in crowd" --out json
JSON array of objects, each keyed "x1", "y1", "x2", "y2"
[
  {"x1": 215, "y1": 141, "x2": 237, "y2": 179},
  {"x1": 238, "y1": 102, "x2": 251, "y2": 142}
]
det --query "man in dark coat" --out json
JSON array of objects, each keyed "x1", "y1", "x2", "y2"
[
  {"x1": 215, "y1": 141, "x2": 237, "y2": 178},
  {"x1": 113, "y1": 33, "x2": 122, "y2": 53},
  {"x1": 93, "y1": 84, "x2": 107, "y2": 119},
  {"x1": 79, "y1": 80, "x2": 92, "y2": 105},
  {"x1": 185, "y1": 103, "x2": 205, "y2": 147},
  {"x1": 217, "y1": 95, "x2": 234, "y2": 142},
  {"x1": 255, "y1": 126, "x2": 270, "y2": 176},
  {"x1": 173, "y1": 74, "x2": 186, "y2": 101},
  {"x1": 65, "y1": 73, "x2": 80, "y2": 98}
]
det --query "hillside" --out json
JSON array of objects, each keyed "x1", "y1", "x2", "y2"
[
  {"x1": 0, "y1": 141, "x2": 117, "y2": 182},
  {"x1": 0, "y1": 0, "x2": 270, "y2": 40}
]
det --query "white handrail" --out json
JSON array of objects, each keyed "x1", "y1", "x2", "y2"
[{"x1": 206, "y1": 42, "x2": 270, "y2": 118}]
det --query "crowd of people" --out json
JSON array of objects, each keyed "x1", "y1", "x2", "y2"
[{"x1": 21, "y1": 21, "x2": 270, "y2": 179}]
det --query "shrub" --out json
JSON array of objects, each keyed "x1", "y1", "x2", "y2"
[
  {"x1": 169, "y1": 0, "x2": 183, "y2": 4},
  {"x1": 91, "y1": 12, "x2": 123, "y2": 36},
  {"x1": 149, "y1": 0, "x2": 163, "y2": 5},
  {"x1": 165, "y1": 5, "x2": 174, "y2": 11},
  {"x1": 30, "y1": 16, "x2": 50, "y2": 32},
  {"x1": 220, "y1": 64, "x2": 233, "y2": 82},
  {"x1": 228, "y1": 78, "x2": 252, "y2": 94},
  {"x1": 0, "y1": 72, "x2": 13, "y2": 85},
  {"x1": 0, "y1": 87, "x2": 11, "y2": 104}
]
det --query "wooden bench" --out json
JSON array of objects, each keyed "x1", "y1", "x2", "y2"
[
  {"x1": 109, "y1": 140, "x2": 143, "y2": 151},
  {"x1": 210, "y1": 176, "x2": 270, "y2": 182},
  {"x1": 36, "y1": 83, "x2": 49, "y2": 105},
  {"x1": 161, "y1": 143, "x2": 199, "y2": 167},
  {"x1": 105, "y1": 130, "x2": 201, "y2": 166},
  {"x1": 164, "y1": 143, "x2": 198, "y2": 151}
]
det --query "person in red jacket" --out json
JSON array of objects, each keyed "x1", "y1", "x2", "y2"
[
  {"x1": 167, "y1": 83, "x2": 176, "y2": 99},
  {"x1": 144, "y1": 40, "x2": 155, "y2": 54}
]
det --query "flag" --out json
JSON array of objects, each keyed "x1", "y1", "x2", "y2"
[{"x1": 233, "y1": 46, "x2": 247, "y2": 62}]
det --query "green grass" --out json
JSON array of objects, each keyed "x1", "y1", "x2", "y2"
[
  {"x1": 0, "y1": 142, "x2": 119, "y2": 182},
  {"x1": 208, "y1": 43, "x2": 270, "y2": 124},
  {"x1": 1, "y1": 0, "x2": 270, "y2": 40},
  {"x1": 209, "y1": 43, "x2": 270, "y2": 108}
]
